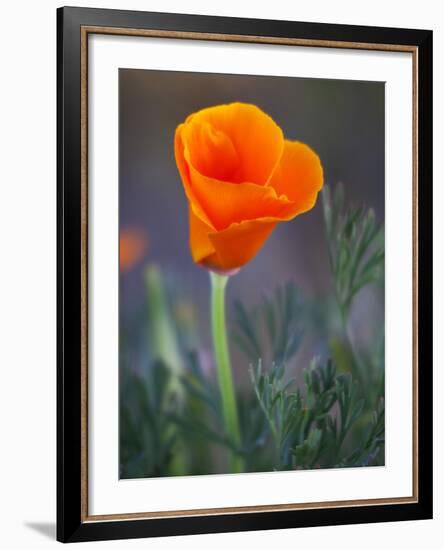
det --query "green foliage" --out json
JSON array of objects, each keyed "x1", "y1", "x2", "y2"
[
  {"x1": 322, "y1": 184, "x2": 384, "y2": 321},
  {"x1": 119, "y1": 360, "x2": 178, "y2": 478},
  {"x1": 169, "y1": 352, "x2": 239, "y2": 462},
  {"x1": 120, "y1": 183, "x2": 386, "y2": 477},
  {"x1": 339, "y1": 399, "x2": 385, "y2": 467},
  {"x1": 249, "y1": 360, "x2": 304, "y2": 469},
  {"x1": 232, "y1": 282, "x2": 303, "y2": 365},
  {"x1": 322, "y1": 184, "x2": 385, "y2": 408},
  {"x1": 249, "y1": 359, "x2": 378, "y2": 470},
  {"x1": 236, "y1": 391, "x2": 270, "y2": 471}
]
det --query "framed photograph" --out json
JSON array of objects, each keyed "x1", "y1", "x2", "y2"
[{"x1": 57, "y1": 6, "x2": 433, "y2": 543}]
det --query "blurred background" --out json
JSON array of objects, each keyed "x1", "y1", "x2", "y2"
[
  {"x1": 119, "y1": 69, "x2": 385, "y2": 477},
  {"x1": 119, "y1": 69, "x2": 384, "y2": 377}
]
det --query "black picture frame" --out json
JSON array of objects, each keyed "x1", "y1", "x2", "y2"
[{"x1": 57, "y1": 6, "x2": 433, "y2": 543}]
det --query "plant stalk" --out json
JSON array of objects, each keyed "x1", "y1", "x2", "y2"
[{"x1": 210, "y1": 272, "x2": 244, "y2": 473}]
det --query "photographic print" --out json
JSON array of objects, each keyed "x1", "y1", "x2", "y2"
[
  {"x1": 118, "y1": 69, "x2": 385, "y2": 479},
  {"x1": 58, "y1": 8, "x2": 432, "y2": 541}
]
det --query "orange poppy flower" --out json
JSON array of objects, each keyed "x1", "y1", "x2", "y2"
[
  {"x1": 174, "y1": 102, "x2": 323, "y2": 272},
  {"x1": 120, "y1": 228, "x2": 148, "y2": 272}
]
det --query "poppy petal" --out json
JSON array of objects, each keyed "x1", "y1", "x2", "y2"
[
  {"x1": 207, "y1": 219, "x2": 277, "y2": 271},
  {"x1": 175, "y1": 124, "x2": 215, "y2": 228},
  {"x1": 182, "y1": 103, "x2": 284, "y2": 185},
  {"x1": 181, "y1": 119, "x2": 241, "y2": 183},
  {"x1": 268, "y1": 140, "x2": 324, "y2": 215},
  {"x1": 185, "y1": 158, "x2": 294, "y2": 230},
  {"x1": 188, "y1": 206, "x2": 217, "y2": 264}
]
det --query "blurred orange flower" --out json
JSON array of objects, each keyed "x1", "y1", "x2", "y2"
[
  {"x1": 174, "y1": 102, "x2": 323, "y2": 272},
  {"x1": 120, "y1": 228, "x2": 148, "y2": 272}
]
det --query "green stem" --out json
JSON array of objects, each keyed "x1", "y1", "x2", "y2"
[{"x1": 210, "y1": 272, "x2": 244, "y2": 473}]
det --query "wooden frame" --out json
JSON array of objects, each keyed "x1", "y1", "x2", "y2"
[{"x1": 57, "y1": 6, "x2": 433, "y2": 542}]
